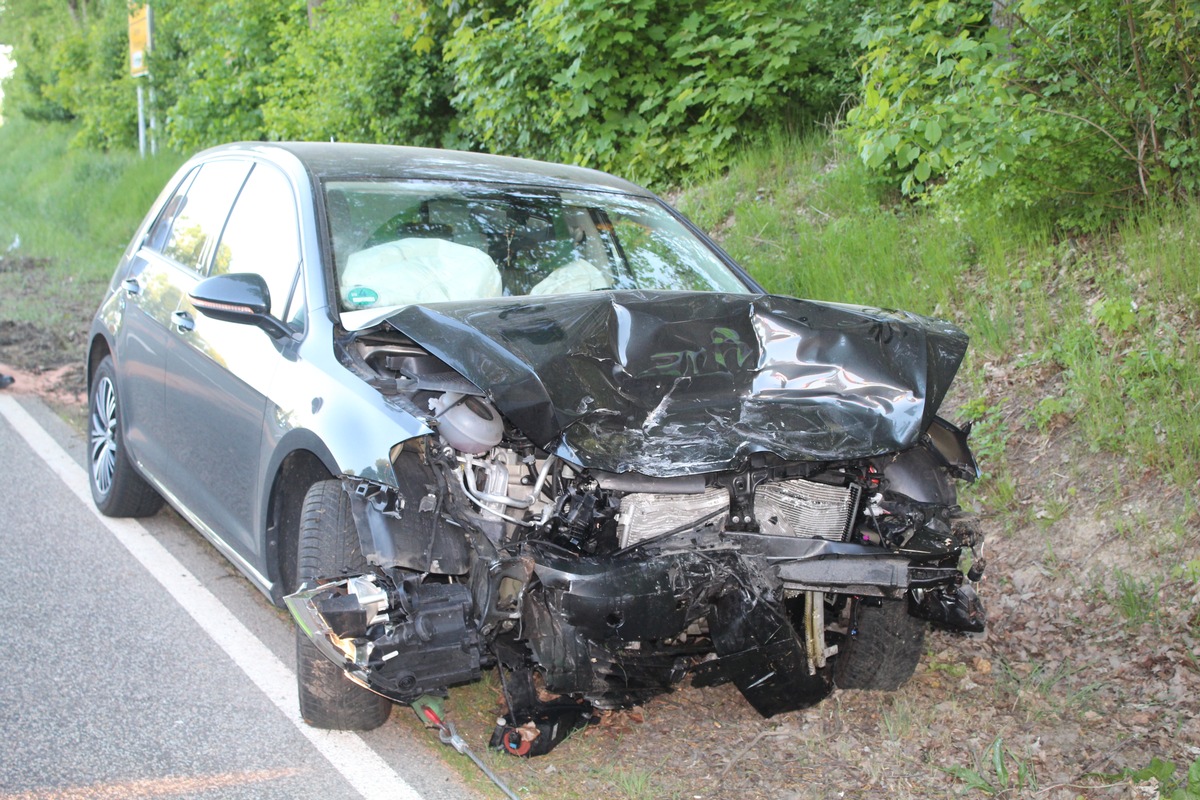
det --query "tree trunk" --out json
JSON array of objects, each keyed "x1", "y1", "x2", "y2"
[
  {"x1": 991, "y1": 0, "x2": 1017, "y2": 61},
  {"x1": 308, "y1": 0, "x2": 326, "y2": 29},
  {"x1": 991, "y1": 0, "x2": 1016, "y2": 32}
]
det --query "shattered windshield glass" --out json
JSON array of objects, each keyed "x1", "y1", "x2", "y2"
[{"x1": 322, "y1": 181, "x2": 748, "y2": 315}]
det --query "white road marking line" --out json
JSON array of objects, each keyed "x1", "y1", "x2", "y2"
[{"x1": 0, "y1": 395, "x2": 424, "y2": 800}]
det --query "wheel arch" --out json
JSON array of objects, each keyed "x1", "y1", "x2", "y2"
[
  {"x1": 263, "y1": 433, "x2": 339, "y2": 605},
  {"x1": 86, "y1": 333, "x2": 113, "y2": 392},
  {"x1": 262, "y1": 417, "x2": 424, "y2": 606}
]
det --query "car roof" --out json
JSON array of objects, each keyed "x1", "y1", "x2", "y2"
[{"x1": 197, "y1": 142, "x2": 656, "y2": 198}]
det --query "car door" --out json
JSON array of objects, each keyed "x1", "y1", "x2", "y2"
[
  {"x1": 112, "y1": 167, "x2": 201, "y2": 477},
  {"x1": 131, "y1": 157, "x2": 250, "y2": 518},
  {"x1": 161, "y1": 160, "x2": 304, "y2": 573}
]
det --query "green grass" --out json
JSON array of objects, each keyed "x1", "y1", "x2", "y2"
[
  {"x1": 0, "y1": 117, "x2": 184, "y2": 327},
  {"x1": 1023, "y1": 226, "x2": 1200, "y2": 489},
  {"x1": 1120, "y1": 199, "x2": 1200, "y2": 308},
  {"x1": 676, "y1": 132, "x2": 1054, "y2": 357},
  {"x1": 879, "y1": 697, "x2": 915, "y2": 741},
  {"x1": 678, "y1": 134, "x2": 972, "y2": 317},
  {"x1": 592, "y1": 763, "x2": 666, "y2": 800},
  {"x1": 942, "y1": 737, "x2": 1039, "y2": 796},
  {"x1": 1109, "y1": 569, "x2": 1167, "y2": 630}
]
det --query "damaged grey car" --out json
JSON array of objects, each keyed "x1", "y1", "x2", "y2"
[{"x1": 88, "y1": 142, "x2": 986, "y2": 756}]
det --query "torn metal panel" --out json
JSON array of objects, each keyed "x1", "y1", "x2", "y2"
[
  {"x1": 343, "y1": 470, "x2": 472, "y2": 575},
  {"x1": 386, "y1": 291, "x2": 968, "y2": 477},
  {"x1": 708, "y1": 584, "x2": 833, "y2": 716}
]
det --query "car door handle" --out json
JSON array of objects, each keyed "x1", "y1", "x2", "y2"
[
  {"x1": 123, "y1": 277, "x2": 141, "y2": 295},
  {"x1": 171, "y1": 310, "x2": 195, "y2": 333}
]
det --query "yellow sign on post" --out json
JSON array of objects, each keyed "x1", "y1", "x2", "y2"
[{"x1": 129, "y1": 5, "x2": 151, "y2": 78}]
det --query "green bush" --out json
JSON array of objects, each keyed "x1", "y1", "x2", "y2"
[
  {"x1": 149, "y1": 0, "x2": 296, "y2": 150},
  {"x1": 445, "y1": 0, "x2": 861, "y2": 183},
  {"x1": 846, "y1": 0, "x2": 1200, "y2": 229},
  {"x1": 3, "y1": 0, "x2": 862, "y2": 183},
  {"x1": 261, "y1": 0, "x2": 456, "y2": 147}
]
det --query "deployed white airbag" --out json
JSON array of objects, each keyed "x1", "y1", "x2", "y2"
[
  {"x1": 340, "y1": 238, "x2": 502, "y2": 310},
  {"x1": 529, "y1": 259, "x2": 611, "y2": 295}
]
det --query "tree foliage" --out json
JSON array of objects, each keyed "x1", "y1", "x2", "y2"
[
  {"x1": 846, "y1": 0, "x2": 1200, "y2": 227},
  {"x1": 444, "y1": 0, "x2": 859, "y2": 182},
  {"x1": 4, "y1": 0, "x2": 1199, "y2": 217},
  {"x1": 0, "y1": 0, "x2": 135, "y2": 148},
  {"x1": 1, "y1": 0, "x2": 859, "y2": 183},
  {"x1": 148, "y1": 0, "x2": 294, "y2": 150},
  {"x1": 260, "y1": 0, "x2": 456, "y2": 148}
]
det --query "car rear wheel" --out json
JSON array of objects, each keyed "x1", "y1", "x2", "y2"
[
  {"x1": 295, "y1": 480, "x2": 392, "y2": 730},
  {"x1": 88, "y1": 355, "x2": 163, "y2": 518},
  {"x1": 833, "y1": 597, "x2": 926, "y2": 691}
]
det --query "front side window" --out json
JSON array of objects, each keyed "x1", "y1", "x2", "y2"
[
  {"x1": 322, "y1": 181, "x2": 748, "y2": 315},
  {"x1": 212, "y1": 163, "x2": 303, "y2": 323},
  {"x1": 155, "y1": 160, "x2": 253, "y2": 273}
]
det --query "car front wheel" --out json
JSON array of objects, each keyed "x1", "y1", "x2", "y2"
[
  {"x1": 88, "y1": 355, "x2": 163, "y2": 518},
  {"x1": 294, "y1": 480, "x2": 392, "y2": 730},
  {"x1": 833, "y1": 597, "x2": 926, "y2": 691}
]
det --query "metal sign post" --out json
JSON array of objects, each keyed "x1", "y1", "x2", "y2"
[
  {"x1": 136, "y1": 83, "x2": 146, "y2": 157},
  {"x1": 129, "y1": 5, "x2": 155, "y2": 157}
]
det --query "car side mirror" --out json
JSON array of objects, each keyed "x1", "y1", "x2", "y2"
[{"x1": 190, "y1": 273, "x2": 292, "y2": 339}]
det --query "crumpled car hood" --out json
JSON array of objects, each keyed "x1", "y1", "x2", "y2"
[{"x1": 385, "y1": 291, "x2": 968, "y2": 477}]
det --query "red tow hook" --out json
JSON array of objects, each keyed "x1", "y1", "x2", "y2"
[{"x1": 413, "y1": 699, "x2": 521, "y2": 800}]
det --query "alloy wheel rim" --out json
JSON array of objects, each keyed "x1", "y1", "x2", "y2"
[{"x1": 90, "y1": 376, "x2": 117, "y2": 497}]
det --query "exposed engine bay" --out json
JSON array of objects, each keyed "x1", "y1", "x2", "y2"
[{"x1": 287, "y1": 292, "x2": 988, "y2": 756}]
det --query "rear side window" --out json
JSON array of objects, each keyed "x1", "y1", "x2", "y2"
[
  {"x1": 145, "y1": 167, "x2": 198, "y2": 253},
  {"x1": 152, "y1": 160, "x2": 252, "y2": 273},
  {"x1": 211, "y1": 163, "x2": 303, "y2": 323}
]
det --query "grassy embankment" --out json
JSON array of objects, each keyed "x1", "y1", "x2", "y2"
[
  {"x1": 3, "y1": 118, "x2": 1198, "y2": 798},
  {"x1": 0, "y1": 118, "x2": 183, "y2": 338}
]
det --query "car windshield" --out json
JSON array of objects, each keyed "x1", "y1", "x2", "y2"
[{"x1": 323, "y1": 180, "x2": 748, "y2": 320}]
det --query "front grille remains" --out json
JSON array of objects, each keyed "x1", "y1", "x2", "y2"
[{"x1": 753, "y1": 478, "x2": 861, "y2": 541}]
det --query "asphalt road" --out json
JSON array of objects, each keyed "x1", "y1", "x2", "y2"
[{"x1": 0, "y1": 394, "x2": 483, "y2": 800}]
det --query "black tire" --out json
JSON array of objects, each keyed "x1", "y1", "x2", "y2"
[
  {"x1": 833, "y1": 598, "x2": 926, "y2": 691},
  {"x1": 295, "y1": 480, "x2": 392, "y2": 730},
  {"x1": 88, "y1": 355, "x2": 163, "y2": 518}
]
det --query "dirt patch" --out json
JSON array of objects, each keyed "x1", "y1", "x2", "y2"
[
  {"x1": 0, "y1": 254, "x2": 99, "y2": 369},
  {"x1": 0, "y1": 256, "x2": 95, "y2": 425},
  {"x1": 0, "y1": 360, "x2": 87, "y2": 410},
  {"x1": 0, "y1": 319, "x2": 84, "y2": 371},
  {"x1": 0, "y1": 317, "x2": 90, "y2": 426},
  {"x1": 0, "y1": 255, "x2": 53, "y2": 274}
]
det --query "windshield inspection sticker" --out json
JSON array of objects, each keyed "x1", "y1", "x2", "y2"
[{"x1": 347, "y1": 286, "x2": 380, "y2": 307}]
